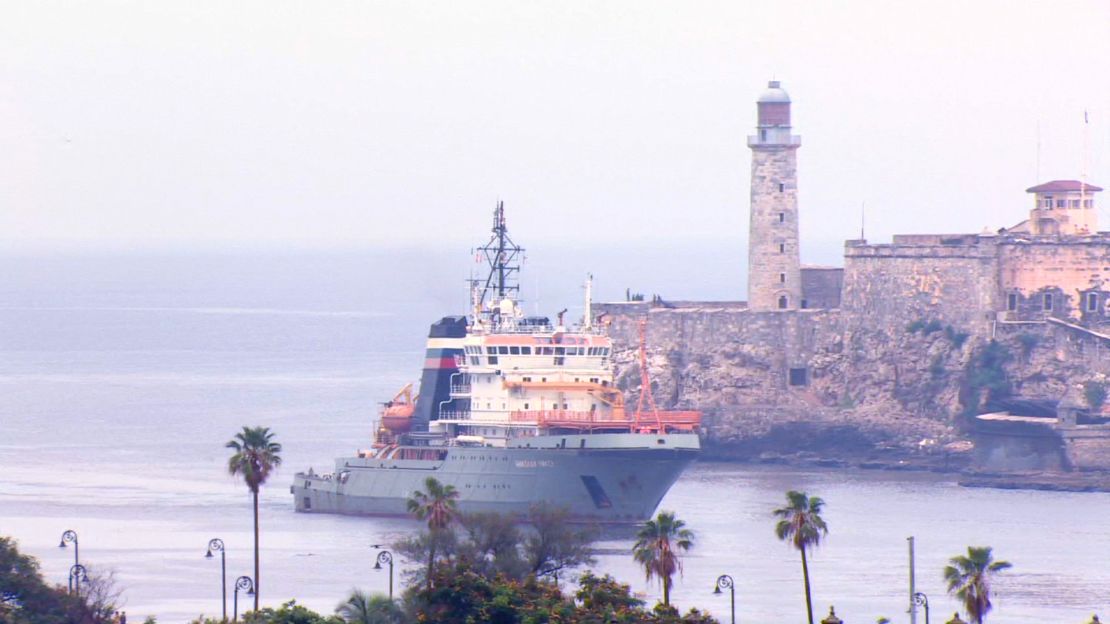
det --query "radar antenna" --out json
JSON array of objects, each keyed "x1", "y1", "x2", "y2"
[{"x1": 473, "y1": 200, "x2": 524, "y2": 311}]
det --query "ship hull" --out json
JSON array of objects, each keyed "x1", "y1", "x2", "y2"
[{"x1": 292, "y1": 433, "x2": 699, "y2": 523}]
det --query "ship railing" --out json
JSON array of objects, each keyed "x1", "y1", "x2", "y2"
[
  {"x1": 438, "y1": 410, "x2": 472, "y2": 421},
  {"x1": 510, "y1": 410, "x2": 626, "y2": 425},
  {"x1": 450, "y1": 384, "x2": 472, "y2": 396},
  {"x1": 488, "y1": 324, "x2": 609, "y2": 335},
  {"x1": 510, "y1": 409, "x2": 701, "y2": 431}
]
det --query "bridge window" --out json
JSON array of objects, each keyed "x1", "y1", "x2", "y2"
[
  {"x1": 521, "y1": 346, "x2": 531, "y2": 354},
  {"x1": 488, "y1": 356, "x2": 498, "y2": 365},
  {"x1": 509, "y1": 346, "x2": 520, "y2": 355}
]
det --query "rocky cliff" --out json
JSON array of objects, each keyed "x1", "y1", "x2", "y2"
[{"x1": 596, "y1": 302, "x2": 1110, "y2": 473}]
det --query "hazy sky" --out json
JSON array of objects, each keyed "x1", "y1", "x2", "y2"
[{"x1": 3, "y1": 1, "x2": 1109, "y2": 258}]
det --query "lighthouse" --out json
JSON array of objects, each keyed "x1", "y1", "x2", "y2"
[{"x1": 747, "y1": 81, "x2": 802, "y2": 311}]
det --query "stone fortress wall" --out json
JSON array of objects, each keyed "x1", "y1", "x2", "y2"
[{"x1": 597, "y1": 82, "x2": 1110, "y2": 474}]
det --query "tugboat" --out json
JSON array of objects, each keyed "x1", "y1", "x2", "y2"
[{"x1": 292, "y1": 203, "x2": 700, "y2": 522}]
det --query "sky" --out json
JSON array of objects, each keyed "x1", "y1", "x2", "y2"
[{"x1": 2, "y1": 1, "x2": 1109, "y2": 260}]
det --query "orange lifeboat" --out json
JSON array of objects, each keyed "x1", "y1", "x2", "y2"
[{"x1": 380, "y1": 383, "x2": 416, "y2": 433}]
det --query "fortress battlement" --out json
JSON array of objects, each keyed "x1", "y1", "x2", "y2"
[{"x1": 600, "y1": 81, "x2": 1110, "y2": 474}]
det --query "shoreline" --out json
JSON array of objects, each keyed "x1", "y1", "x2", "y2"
[{"x1": 702, "y1": 448, "x2": 1110, "y2": 493}]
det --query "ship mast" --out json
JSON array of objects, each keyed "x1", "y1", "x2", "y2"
[{"x1": 474, "y1": 201, "x2": 524, "y2": 312}]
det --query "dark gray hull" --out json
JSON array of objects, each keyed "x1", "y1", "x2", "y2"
[{"x1": 292, "y1": 433, "x2": 699, "y2": 522}]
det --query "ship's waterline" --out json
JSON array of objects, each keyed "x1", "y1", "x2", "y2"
[{"x1": 294, "y1": 433, "x2": 700, "y2": 521}]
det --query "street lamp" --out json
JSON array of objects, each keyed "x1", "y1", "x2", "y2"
[
  {"x1": 69, "y1": 563, "x2": 89, "y2": 596},
  {"x1": 59, "y1": 531, "x2": 79, "y2": 592},
  {"x1": 374, "y1": 550, "x2": 394, "y2": 601},
  {"x1": 913, "y1": 592, "x2": 930, "y2": 624},
  {"x1": 206, "y1": 538, "x2": 227, "y2": 621},
  {"x1": 233, "y1": 575, "x2": 254, "y2": 622},
  {"x1": 713, "y1": 574, "x2": 736, "y2": 624}
]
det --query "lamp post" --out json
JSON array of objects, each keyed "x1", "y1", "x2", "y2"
[
  {"x1": 913, "y1": 592, "x2": 930, "y2": 624},
  {"x1": 206, "y1": 538, "x2": 227, "y2": 621},
  {"x1": 374, "y1": 550, "x2": 394, "y2": 601},
  {"x1": 233, "y1": 575, "x2": 254, "y2": 622},
  {"x1": 713, "y1": 574, "x2": 736, "y2": 624},
  {"x1": 59, "y1": 530, "x2": 79, "y2": 592},
  {"x1": 69, "y1": 563, "x2": 89, "y2": 597}
]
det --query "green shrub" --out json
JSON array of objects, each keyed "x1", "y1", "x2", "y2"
[
  {"x1": 960, "y1": 340, "x2": 1013, "y2": 416},
  {"x1": 944, "y1": 325, "x2": 969, "y2": 348},
  {"x1": 1084, "y1": 381, "x2": 1107, "y2": 411},
  {"x1": 906, "y1": 320, "x2": 926, "y2": 333},
  {"x1": 1017, "y1": 333, "x2": 1039, "y2": 358}
]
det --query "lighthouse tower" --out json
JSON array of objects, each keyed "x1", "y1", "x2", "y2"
[{"x1": 747, "y1": 81, "x2": 802, "y2": 311}]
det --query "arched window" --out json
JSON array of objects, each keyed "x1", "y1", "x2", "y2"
[{"x1": 778, "y1": 296, "x2": 788, "y2": 309}]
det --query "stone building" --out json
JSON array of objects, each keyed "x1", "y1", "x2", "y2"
[
  {"x1": 598, "y1": 80, "x2": 1110, "y2": 470},
  {"x1": 843, "y1": 179, "x2": 1105, "y2": 332}
]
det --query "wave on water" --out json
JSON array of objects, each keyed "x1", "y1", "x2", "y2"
[{"x1": 0, "y1": 306, "x2": 394, "y2": 318}]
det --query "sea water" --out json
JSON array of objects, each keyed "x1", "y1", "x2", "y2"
[{"x1": 2, "y1": 250, "x2": 1108, "y2": 623}]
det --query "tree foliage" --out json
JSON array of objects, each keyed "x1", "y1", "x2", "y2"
[
  {"x1": 943, "y1": 546, "x2": 1011, "y2": 624},
  {"x1": 227, "y1": 426, "x2": 283, "y2": 494},
  {"x1": 227, "y1": 425, "x2": 283, "y2": 611},
  {"x1": 774, "y1": 491, "x2": 829, "y2": 624},
  {"x1": 395, "y1": 503, "x2": 596, "y2": 589},
  {"x1": 241, "y1": 600, "x2": 343, "y2": 624},
  {"x1": 0, "y1": 536, "x2": 119, "y2": 624},
  {"x1": 335, "y1": 590, "x2": 404, "y2": 624},
  {"x1": 524, "y1": 503, "x2": 596, "y2": 578},
  {"x1": 402, "y1": 564, "x2": 718, "y2": 624},
  {"x1": 405, "y1": 477, "x2": 460, "y2": 589},
  {"x1": 632, "y1": 511, "x2": 695, "y2": 607}
]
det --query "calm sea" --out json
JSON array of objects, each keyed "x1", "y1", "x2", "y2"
[{"x1": 2, "y1": 250, "x2": 1108, "y2": 623}]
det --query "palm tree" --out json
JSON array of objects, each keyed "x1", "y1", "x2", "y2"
[
  {"x1": 226, "y1": 426, "x2": 282, "y2": 611},
  {"x1": 406, "y1": 477, "x2": 459, "y2": 588},
  {"x1": 632, "y1": 510, "x2": 695, "y2": 607},
  {"x1": 773, "y1": 490, "x2": 829, "y2": 624},
  {"x1": 943, "y1": 546, "x2": 1012, "y2": 624},
  {"x1": 336, "y1": 589, "x2": 403, "y2": 624}
]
